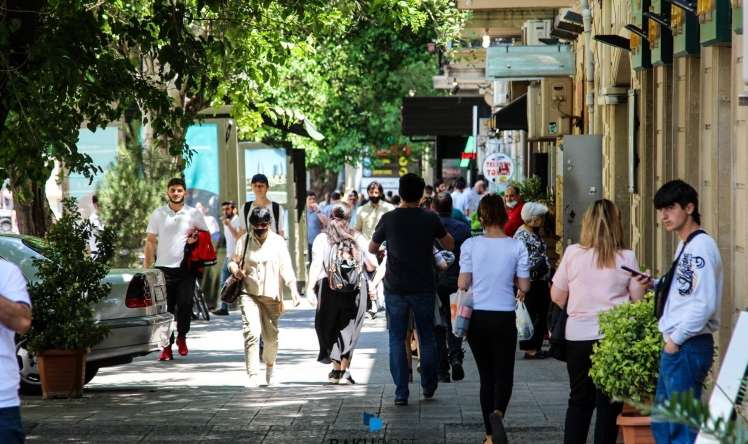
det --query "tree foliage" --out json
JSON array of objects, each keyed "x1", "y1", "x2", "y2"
[{"x1": 1, "y1": 0, "x2": 466, "y2": 234}]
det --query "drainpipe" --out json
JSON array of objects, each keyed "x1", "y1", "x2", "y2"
[{"x1": 581, "y1": 0, "x2": 594, "y2": 133}]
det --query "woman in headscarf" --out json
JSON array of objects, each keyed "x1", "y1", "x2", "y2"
[{"x1": 307, "y1": 202, "x2": 377, "y2": 384}]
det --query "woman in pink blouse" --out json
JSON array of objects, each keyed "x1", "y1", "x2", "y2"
[{"x1": 550, "y1": 199, "x2": 645, "y2": 444}]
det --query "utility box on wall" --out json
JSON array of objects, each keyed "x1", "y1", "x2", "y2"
[
  {"x1": 541, "y1": 77, "x2": 573, "y2": 137},
  {"x1": 560, "y1": 135, "x2": 603, "y2": 245},
  {"x1": 522, "y1": 20, "x2": 551, "y2": 45},
  {"x1": 527, "y1": 82, "x2": 543, "y2": 139}
]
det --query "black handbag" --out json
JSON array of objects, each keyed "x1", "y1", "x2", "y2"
[
  {"x1": 220, "y1": 234, "x2": 250, "y2": 304},
  {"x1": 548, "y1": 302, "x2": 568, "y2": 361}
]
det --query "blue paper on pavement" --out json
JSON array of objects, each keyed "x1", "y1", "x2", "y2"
[{"x1": 363, "y1": 412, "x2": 373, "y2": 426}]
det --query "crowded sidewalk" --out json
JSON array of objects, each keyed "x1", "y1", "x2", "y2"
[{"x1": 21, "y1": 305, "x2": 571, "y2": 443}]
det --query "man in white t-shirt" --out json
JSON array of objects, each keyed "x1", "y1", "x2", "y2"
[
  {"x1": 241, "y1": 174, "x2": 285, "y2": 238},
  {"x1": 450, "y1": 177, "x2": 468, "y2": 216},
  {"x1": 144, "y1": 178, "x2": 209, "y2": 361},
  {"x1": 213, "y1": 201, "x2": 245, "y2": 316},
  {"x1": 464, "y1": 176, "x2": 487, "y2": 217},
  {"x1": 0, "y1": 260, "x2": 32, "y2": 443},
  {"x1": 88, "y1": 194, "x2": 104, "y2": 255}
]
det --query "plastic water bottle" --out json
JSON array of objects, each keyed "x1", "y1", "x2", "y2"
[{"x1": 452, "y1": 290, "x2": 473, "y2": 338}]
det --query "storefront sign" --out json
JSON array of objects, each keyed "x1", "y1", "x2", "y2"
[{"x1": 482, "y1": 153, "x2": 514, "y2": 187}]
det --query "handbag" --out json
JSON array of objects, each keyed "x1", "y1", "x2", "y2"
[
  {"x1": 548, "y1": 302, "x2": 568, "y2": 361},
  {"x1": 654, "y1": 229, "x2": 704, "y2": 319},
  {"x1": 220, "y1": 234, "x2": 250, "y2": 304}
]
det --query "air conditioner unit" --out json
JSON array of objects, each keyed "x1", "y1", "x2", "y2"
[
  {"x1": 522, "y1": 20, "x2": 552, "y2": 45},
  {"x1": 541, "y1": 77, "x2": 573, "y2": 137}
]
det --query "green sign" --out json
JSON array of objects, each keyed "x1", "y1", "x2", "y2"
[
  {"x1": 700, "y1": 0, "x2": 731, "y2": 46},
  {"x1": 650, "y1": 0, "x2": 673, "y2": 65},
  {"x1": 486, "y1": 45, "x2": 574, "y2": 79},
  {"x1": 672, "y1": 3, "x2": 700, "y2": 56},
  {"x1": 631, "y1": 0, "x2": 652, "y2": 70}
]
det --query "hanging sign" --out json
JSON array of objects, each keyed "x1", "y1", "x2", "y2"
[{"x1": 482, "y1": 152, "x2": 514, "y2": 186}]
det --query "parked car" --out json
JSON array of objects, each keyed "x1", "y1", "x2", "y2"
[{"x1": 0, "y1": 234, "x2": 173, "y2": 394}]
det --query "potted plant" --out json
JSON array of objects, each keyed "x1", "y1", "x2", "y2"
[
  {"x1": 590, "y1": 293, "x2": 661, "y2": 444},
  {"x1": 23, "y1": 198, "x2": 114, "y2": 399}
]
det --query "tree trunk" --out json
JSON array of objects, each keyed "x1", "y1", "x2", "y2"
[
  {"x1": 308, "y1": 166, "x2": 339, "y2": 199},
  {"x1": 14, "y1": 181, "x2": 51, "y2": 236}
]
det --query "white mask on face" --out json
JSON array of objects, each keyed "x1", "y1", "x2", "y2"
[{"x1": 506, "y1": 200, "x2": 518, "y2": 209}]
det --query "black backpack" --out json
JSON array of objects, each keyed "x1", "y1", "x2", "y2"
[
  {"x1": 243, "y1": 201, "x2": 280, "y2": 233},
  {"x1": 326, "y1": 239, "x2": 363, "y2": 292}
]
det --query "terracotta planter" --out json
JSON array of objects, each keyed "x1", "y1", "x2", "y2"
[
  {"x1": 617, "y1": 412, "x2": 656, "y2": 444},
  {"x1": 37, "y1": 349, "x2": 87, "y2": 399}
]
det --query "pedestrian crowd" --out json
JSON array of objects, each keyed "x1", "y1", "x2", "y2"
[{"x1": 0, "y1": 170, "x2": 722, "y2": 444}]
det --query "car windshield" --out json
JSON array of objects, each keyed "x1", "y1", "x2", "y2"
[{"x1": 22, "y1": 237, "x2": 49, "y2": 256}]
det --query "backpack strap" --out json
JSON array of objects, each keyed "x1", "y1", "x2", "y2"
[
  {"x1": 243, "y1": 201, "x2": 253, "y2": 228},
  {"x1": 272, "y1": 201, "x2": 280, "y2": 233}
]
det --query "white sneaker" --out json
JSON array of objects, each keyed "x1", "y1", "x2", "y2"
[
  {"x1": 245, "y1": 375, "x2": 260, "y2": 388},
  {"x1": 340, "y1": 370, "x2": 355, "y2": 385},
  {"x1": 265, "y1": 366, "x2": 274, "y2": 385}
]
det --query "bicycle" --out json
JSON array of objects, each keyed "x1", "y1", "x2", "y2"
[{"x1": 192, "y1": 279, "x2": 211, "y2": 321}]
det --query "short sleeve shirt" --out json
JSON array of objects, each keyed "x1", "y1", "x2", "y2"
[
  {"x1": 146, "y1": 205, "x2": 209, "y2": 268},
  {"x1": 372, "y1": 208, "x2": 447, "y2": 294},
  {"x1": 241, "y1": 201, "x2": 285, "y2": 236},
  {"x1": 459, "y1": 236, "x2": 529, "y2": 311},
  {"x1": 223, "y1": 215, "x2": 242, "y2": 258},
  {"x1": 552, "y1": 245, "x2": 639, "y2": 340},
  {"x1": 0, "y1": 260, "x2": 30, "y2": 408}
]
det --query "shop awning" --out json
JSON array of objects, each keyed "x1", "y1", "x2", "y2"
[
  {"x1": 402, "y1": 96, "x2": 492, "y2": 136},
  {"x1": 492, "y1": 94, "x2": 527, "y2": 131}
]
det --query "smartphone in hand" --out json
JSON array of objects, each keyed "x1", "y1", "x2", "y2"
[{"x1": 621, "y1": 265, "x2": 648, "y2": 278}]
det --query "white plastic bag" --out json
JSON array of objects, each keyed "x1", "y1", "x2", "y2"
[{"x1": 515, "y1": 301, "x2": 534, "y2": 341}]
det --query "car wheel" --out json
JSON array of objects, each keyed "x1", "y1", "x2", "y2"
[
  {"x1": 16, "y1": 340, "x2": 42, "y2": 396},
  {"x1": 84, "y1": 365, "x2": 99, "y2": 384}
]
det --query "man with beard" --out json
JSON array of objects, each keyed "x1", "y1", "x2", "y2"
[
  {"x1": 355, "y1": 181, "x2": 395, "y2": 241},
  {"x1": 503, "y1": 185, "x2": 525, "y2": 237},
  {"x1": 145, "y1": 178, "x2": 209, "y2": 361}
]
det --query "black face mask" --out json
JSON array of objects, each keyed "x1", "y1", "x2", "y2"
[
  {"x1": 369, "y1": 196, "x2": 380, "y2": 204},
  {"x1": 253, "y1": 228, "x2": 268, "y2": 237}
]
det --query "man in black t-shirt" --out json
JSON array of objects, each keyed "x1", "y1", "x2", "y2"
[{"x1": 369, "y1": 173, "x2": 454, "y2": 406}]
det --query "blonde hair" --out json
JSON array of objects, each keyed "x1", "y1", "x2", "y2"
[{"x1": 579, "y1": 199, "x2": 625, "y2": 269}]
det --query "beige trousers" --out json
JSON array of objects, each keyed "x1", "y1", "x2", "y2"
[{"x1": 240, "y1": 293, "x2": 283, "y2": 377}]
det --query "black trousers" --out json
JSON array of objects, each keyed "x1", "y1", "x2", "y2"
[
  {"x1": 158, "y1": 267, "x2": 195, "y2": 344},
  {"x1": 564, "y1": 340, "x2": 623, "y2": 444},
  {"x1": 467, "y1": 310, "x2": 517, "y2": 435},
  {"x1": 435, "y1": 284, "x2": 464, "y2": 375},
  {"x1": 519, "y1": 280, "x2": 551, "y2": 352}
]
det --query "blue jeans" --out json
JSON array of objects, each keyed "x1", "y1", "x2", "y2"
[
  {"x1": 385, "y1": 291, "x2": 438, "y2": 400},
  {"x1": 651, "y1": 334, "x2": 714, "y2": 444},
  {"x1": 219, "y1": 257, "x2": 230, "y2": 311},
  {"x1": 0, "y1": 406, "x2": 24, "y2": 444}
]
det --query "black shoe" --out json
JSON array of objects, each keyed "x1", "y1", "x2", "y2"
[
  {"x1": 212, "y1": 308, "x2": 229, "y2": 316},
  {"x1": 328, "y1": 369, "x2": 342, "y2": 384},
  {"x1": 438, "y1": 373, "x2": 451, "y2": 383},
  {"x1": 451, "y1": 362, "x2": 465, "y2": 381},
  {"x1": 489, "y1": 412, "x2": 508, "y2": 444},
  {"x1": 423, "y1": 388, "x2": 436, "y2": 399},
  {"x1": 394, "y1": 398, "x2": 408, "y2": 406}
]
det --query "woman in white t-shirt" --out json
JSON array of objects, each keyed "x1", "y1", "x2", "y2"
[
  {"x1": 458, "y1": 194, "x2": 530, "y2": 444},
  {"x1": 307, "y1": 203, "x2": 377, "y2": 385}
]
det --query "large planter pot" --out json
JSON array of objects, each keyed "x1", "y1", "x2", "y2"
[
  {"x1": 617, "y1": 412, "x2": 656, "y2": 444},
  {"x1": 37, "y1": 349, "x2": 87, "y2": 399}
]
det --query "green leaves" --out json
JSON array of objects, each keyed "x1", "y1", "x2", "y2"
[
  {"x1": 24, "y1": 198, "x2": 115, "y2": 353},
  {"x1": 590, "y1": 293, "x2": 663, "y2": 405}
]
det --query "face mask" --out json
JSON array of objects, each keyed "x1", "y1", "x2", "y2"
[
  {"x1": 253, "y1": 228, "x2": 268, "y2": 237},
  {"x1": 370, "y1": 196, "x2": 380, "y2": 204},
  {"x1": 506, "y1": 200, "x2": 518, "y2": 209}
]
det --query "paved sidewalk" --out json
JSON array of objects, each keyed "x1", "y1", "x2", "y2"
[{"x1": 22, "y1": 305, "x2": 571, "y2": 443}]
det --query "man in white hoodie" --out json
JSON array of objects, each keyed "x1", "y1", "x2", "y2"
[{"x1": 635, "y1": 180, "x2": 721, "y2": 444}]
